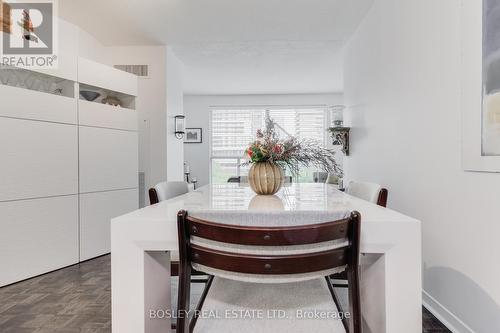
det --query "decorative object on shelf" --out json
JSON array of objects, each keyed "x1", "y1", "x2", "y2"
[
  {"x1": 184, "y1": 162, "x2": 191, "y2": 182},
  {"x1": 184, "y1": 128, "x2": 202, "y2": 143},
  {"x1": 190, "y1": 178, "x2": 198, "y2": 190},
  {"x1": 245, "y1": 116, "x2": 342, "y2": 195},
  {"x1": 183, "y1": 162, "x2": 198, "y2": 189},
  {"x1": 329, "y1": 105, "x2": 345, "y2": 127},
  {"x1": 174, "y1": 115, "x2": 185, "y2": 139},
  {"x1": 329, "y1": 126, "x2": 351, "y2": 156},
  {"x1": 102, "y1": 95, "x2": 122, "y2": 106},
  {"x1": 80, "y1": 90, "x2": 100, "y2": 101}
]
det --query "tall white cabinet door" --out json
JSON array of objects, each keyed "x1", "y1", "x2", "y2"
[
  {"x1": 79, "y1": 126, "x2": 138, "y2": 193},
  {"x1": 0, "y1": 118, "x2": 78, "y2": 202},
  {"x1": 79, "y1": 189, "x2": 138, "y2": 261},
  {"x1": 0, "y1": 195, "x2": 79, "y2": 287},
  {"x1": 0, "y1": 85, "x2": 77, "y2": 124}
]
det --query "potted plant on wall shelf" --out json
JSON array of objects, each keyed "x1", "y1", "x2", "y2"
[{"x1": 244, "y1": 116, "x2": 343, "y2": 195}]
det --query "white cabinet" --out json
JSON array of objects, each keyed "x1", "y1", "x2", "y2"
[
  {"x1": 0, "y1": 118, "x2": 78, "y2": 202},
  {"x1": 0, "y1": 85, "x2": 77, "y2": 124},
  {"x1": 0, "y1": 195, "x2": 79, "y2": 286},
  {"x1": 79, "y1": 126, "x2": 138, "y2": 193},
  {"x1": 0, "y1": 54, "x2": 138, "y2": 286},
  {"x1": 79, "y1": 189, "x2": 138, "y2": 261},
  {"x1": 78, "y1": 57, "x2": 138, "y2": 96},
  {"x1": 79, "y1": 100, "x2": 137, "y2": 131}
]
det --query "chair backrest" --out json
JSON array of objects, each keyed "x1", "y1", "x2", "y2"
[
  {"x1": 346, "y1": 181, "x2": 388, "y2": 207},
  {"x1": 177, "y1": 210, "x2": 360, "y2": 283},
  {"x1": 325, "y1": 173, "x2": 340, "y2": 185},
  {"x1": 149, "y1": 181, "x2": 189, "y2": 204},
  {"x1": 313, "y1": 171, "x2": 328, "y2": 183},
  {"x1": 227, "y1": 176, "x2": 240, "y2": 183}
]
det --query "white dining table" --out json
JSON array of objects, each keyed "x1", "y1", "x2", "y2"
[{"x1": 111, "y1": 183, "x2": 422, "y2": 333}]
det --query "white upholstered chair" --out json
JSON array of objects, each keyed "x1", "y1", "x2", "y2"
[
  {"x1": 345, "y1": 181, "x2": 388, "y2": 207},
  {"x1": 176, "y1": 210, "x2": 362, "y2": 333},
  {"x1": 326, "y1": 173, "x2": 341, "y2": 185},
  {"x1": 148, "y1": 181, "x2": 189, "y2": 203}
]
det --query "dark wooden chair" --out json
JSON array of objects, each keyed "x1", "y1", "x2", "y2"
[
  {"x1": 345, "y1": 181, "x2": 388, "y2": 207},
  {"x1": 176, "y1": 210, "x2": 362, "y2": 333},
  {"x1": 227, "y1": 176, "x2": 241, "y2": 183},
  {"x1": 377, "y1": 188, "x2": 388, "y2": 207},
  {"x1": 149, "y1": 184, "x2": 207, "y2": 277},
  {"x1": 331, "y1": 184, "x2": 387, "y2": 287},
  {"x1": 148, "y1": 183, "x2": 207, "y2": 330}
]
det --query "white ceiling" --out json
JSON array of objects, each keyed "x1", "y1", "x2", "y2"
[{"x1": 60, "y1": 0, "x2": 373, "y2": 94}]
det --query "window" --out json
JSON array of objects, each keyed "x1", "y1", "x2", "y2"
[{"x1": 210, "y1": 107, "x2": 327, "y2": 184}]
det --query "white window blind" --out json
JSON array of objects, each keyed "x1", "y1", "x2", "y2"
[{"x1": 210, "y1": 107, "x2": 327, "y2": 184}]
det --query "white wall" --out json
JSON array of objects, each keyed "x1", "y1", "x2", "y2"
[
  {"x1": 184, "y1": 93, "x2": 343, "y2": 186},
  {"x1": 344, "y1": 1, "x2": 500, "y2": 332},
  {"x1": 166, "y1": 48, "x2": 185, "y2": 181},
  {"x1": 106, "y1": 46, "x2": 168, "y2": 197}
]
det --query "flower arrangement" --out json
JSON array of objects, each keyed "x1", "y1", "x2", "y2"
[{"x1": 244, "y1": 116, "x2": 343, "y2": 177}]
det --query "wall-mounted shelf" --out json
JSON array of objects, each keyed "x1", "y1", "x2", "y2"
[{"x1": 328, "y1": 127, "x2": 351, "y2": 156}]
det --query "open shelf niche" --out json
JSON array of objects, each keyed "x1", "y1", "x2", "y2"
[
  {"x1": 0, "y1": 66, "x2": 75, "y2": 98},
  {"x1": 78, "y1": 83, "x2": 136, "y2": 111}
]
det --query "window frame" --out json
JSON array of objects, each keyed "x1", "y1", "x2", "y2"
[{"x1": 208, "y1": 105, "x2": 329, "y2": 184}]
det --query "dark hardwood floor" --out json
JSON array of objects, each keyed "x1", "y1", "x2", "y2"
[{"x1": 0, "y1": 255, "x2": 450, "y2": 332}]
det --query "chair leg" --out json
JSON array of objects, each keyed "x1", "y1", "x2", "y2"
[
  {"x1": 176, "y1": 263, "x2": 192, "y2": 333},
  {"x1": 347, "y1": 267, "x2": 362, "y2": 333},
  {"x1": 172, "y1": 274, "x2": 211, "y2": 331},
  {"x1": 325, "y1": 276, "x2": 349, "y2": 332},
  {"x1": 189, "y1": 275, "x2": 214, "y2": 333}
]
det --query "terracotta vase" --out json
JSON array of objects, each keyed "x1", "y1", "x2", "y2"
[{"x1": 248, "y1": 162, "x2": 284, "y2": 195}]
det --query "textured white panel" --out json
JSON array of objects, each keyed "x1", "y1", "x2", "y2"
[
  {"x1": 78, "y1": 57, "x2": 138, "y2": 96},
  {"x1": 0, "y1": 118, "x2": 78, "y2": 202},
  {"x1": 0, "y1": 85, "x2": 77, "y2": 124},
  {"x1": 0, "y1": 195, "x2": 79, "y2": 287},
  {"x1": 79, "y1": 126, "x2": 138, "y2": 193},
  {"x1": 80, "y1": 189, "x2": 138, "y2": 261},
  {"x1": 78, "y1": 100, "x2": 137, "y2": 131}
]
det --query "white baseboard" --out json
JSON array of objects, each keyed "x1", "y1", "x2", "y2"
[{"x1": 422, "y1": 290, "x2": 475, "y2": 333}]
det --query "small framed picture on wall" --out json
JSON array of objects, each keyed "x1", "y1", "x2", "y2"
[{"x1": 184, "y1": 128, "x2": 203, "y2": 143}]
